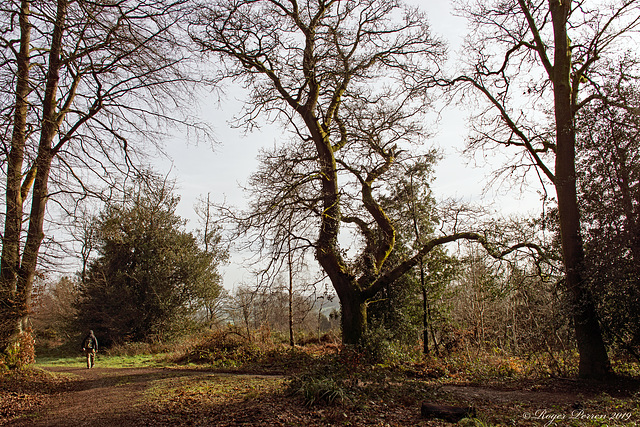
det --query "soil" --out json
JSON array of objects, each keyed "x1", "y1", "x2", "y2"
[
  {"x1": 4, "y1": 367, "x2": 208, "y2": 426},
  {"x1": 2, "y1": 366, "x2": 640, "y2": 426}
]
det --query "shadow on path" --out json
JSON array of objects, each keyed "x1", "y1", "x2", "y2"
[{"x1": 6, "y1": 367, "x2": 210, "y2": 427}]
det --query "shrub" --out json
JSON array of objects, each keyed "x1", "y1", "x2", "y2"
[
  {"x1": 176, "y1": 329, "x2": 263, "y2": 367},
  {"x1": 105, "y1": 340, "x2": 174, "y2": 357},
  {"x1": 288, "y1": 346, "x2": 442, "y2": 408},
  {"x1": 291, "y1": 374, "x2": 350, "y2": 406}
]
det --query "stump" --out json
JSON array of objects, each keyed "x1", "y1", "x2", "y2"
[{"x1": 420, "y1": 402, "x2": 476, "y2": 422}]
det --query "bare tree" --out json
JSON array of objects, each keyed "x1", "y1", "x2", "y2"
[
  {"x1": 0, "y1": 0, "x2": 202, "y2": 358},
  {"x1": 31, "y1": 275, "x2": 79, "y2": 346},
  {"x1": 189, "y1": 0, "x2": 446, "y2": 344},
  {"x1": 191, "y1": 0, "x2": 545, "y2": 344},
  {"x1": 450, "y1": 0, "x2": 640, "y2": 378}
]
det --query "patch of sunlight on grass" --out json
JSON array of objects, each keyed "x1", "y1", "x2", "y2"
[
  {"x1": 98, "y1": 354, "x2": 167, "y2": 368},
  {"x1": 36, "y1": 353, "x2": 169, "y2": 368}
]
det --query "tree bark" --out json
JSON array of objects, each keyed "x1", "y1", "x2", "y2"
[
  {"x1": 0, "y1": 0, "x2": 68, "y2": 355},
  {"x1": 549, "y1": 0, "x2": 610, "y2": 378},
  {"x1": 1, "y1": 0, "x2": 31, "y2": 288},
  {"x1": 339, "y1": 286, "x2": 367, "y2": 345},
  {"x1": 288, "y1": 232, "x2": 294, "y2": 347},
  {"x1": 0, "y1": 0, "x2": 32, "y2": 353},
  {"x1": 420, "y1": 259, "x2": 429, "y2": 355}
]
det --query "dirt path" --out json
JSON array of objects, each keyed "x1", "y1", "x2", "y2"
[
  {"x1": 4, "y1": 366, "x2": 639, "y2": 426},
  {"x1": 441, "y1": 384, "x2": 581, "y2": 405},
  {"x1": 6, "y1": 367, "x2": 216, "y2": 427}
]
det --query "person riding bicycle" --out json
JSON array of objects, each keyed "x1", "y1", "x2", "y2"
[{"x1": 81, "y1": 330, "x2": 98, "y2": 368}]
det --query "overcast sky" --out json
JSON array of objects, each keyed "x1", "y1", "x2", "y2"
[{"x1": 157, "y1": 0, "x2": 544, "y2": 289}]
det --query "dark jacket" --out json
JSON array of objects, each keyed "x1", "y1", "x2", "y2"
[{"x1": 82, "y1": 332, "x2": 98, "y2": 352}]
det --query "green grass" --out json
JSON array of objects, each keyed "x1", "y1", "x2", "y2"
[{"x1": 36, "y1": 353, "x2": 169, "y2": 369}]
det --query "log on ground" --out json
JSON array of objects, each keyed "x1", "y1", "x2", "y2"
[{"x1": 420, "y1": 402, "x2": 476, "y2": 422}]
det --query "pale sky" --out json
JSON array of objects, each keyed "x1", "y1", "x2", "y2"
[{"x1": 157, "y1": 0, "x2": 543, "y2": 289}]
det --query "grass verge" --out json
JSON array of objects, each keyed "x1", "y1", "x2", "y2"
[{"x1": 36, "y1": 353, "x2": 168, "y2": 369}]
